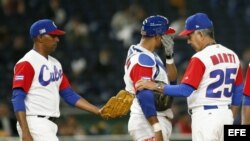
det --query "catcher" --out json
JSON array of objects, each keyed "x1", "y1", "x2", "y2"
[{"x1": 100, "y1": 15, "x2": 177, "y2": 141}]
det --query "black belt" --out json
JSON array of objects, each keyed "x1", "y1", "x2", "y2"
[
  {"x1": 37, "y1": 115, "x2": 57, "y2": 122},
  {"x1": 189, "y1": 105, "x2": 231, "y2": 115}
]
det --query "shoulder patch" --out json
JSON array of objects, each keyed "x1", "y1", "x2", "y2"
[{"x1": 138, "y1": 53, "x2": 155, "y2": 67}]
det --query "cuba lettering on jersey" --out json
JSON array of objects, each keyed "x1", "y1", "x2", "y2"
[
  {"x1": 39, "y1": 64, "x2": 63, "y2": 86},
  {"x1": 243, "y1": 64, "x2": 250, "y2": 96},
  {"x1": 123, "y1": 45, "x2": 173, "y2": 118},
  {"x1": 13, "y1": 50, "x2": 70, "y2": 117},
  {"x1": 181, "y1": 44, "x2": 243, "y2": 109}
]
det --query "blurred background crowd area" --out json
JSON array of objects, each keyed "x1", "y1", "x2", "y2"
[{"x1": 0, "y1": 0, "x2": 250, "y2": 138}]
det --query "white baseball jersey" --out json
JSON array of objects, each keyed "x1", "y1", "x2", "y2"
[
  {"x1": 124, "y1": 44, "x2": 173, "y2": 117},
  {"x1": 180, "y1": 44, "x2": 243, "y2": 141},
  {"x1": 181, "y1": 44, "x2": 243, "y2": 109},
  {"x1": 13, "y1": 49, "x2": 70, "y2": 117},
  {"x1": 124, "y1": 44, "x2": 173, "y2": 141},
  {"x1": 244, "y1": 63, "x2": 250, "y2": 96}
]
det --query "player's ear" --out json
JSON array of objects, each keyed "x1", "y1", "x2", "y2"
[
  {"x1": 198, "y1": 30, "x2": 205, "y2": 38},
  {"x1": 154, "y1": 35, "x2": 161, "y2": 41},
  {"x1": 36, "y1": 35, "x2": 43, "y2": 43}
]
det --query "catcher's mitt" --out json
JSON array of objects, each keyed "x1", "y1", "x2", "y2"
[
  {"x1": 154, "y1": 91, "x2": 173, "y2": 111},
  {"x1": 100, "y1": 90, "x2": 134, "y2": 119},
  {"x1": 154, "y1": 81, "x2": 173, "y2": 111}
]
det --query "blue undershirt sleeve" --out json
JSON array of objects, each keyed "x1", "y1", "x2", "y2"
[
  {"x1": 163, "y1": 83, "x2": 195, "y2": 97},
  {"x1": 136, "y1": 90, "x2": 157, "y2": 118},
  {"x1": 59, "y1": 87, "x2": 81, "y2": 106},
  {"x1": 231, "y1": 84, "x2": 243, "y2": 106},
  {"x1": 12, "y1": 88, "x2": 27, "y2": 112}
]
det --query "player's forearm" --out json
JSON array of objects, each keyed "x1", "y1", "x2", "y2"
[
  {"x1": 155, "y1": 131, "x2": 164, "y2": 141},
  {"x1": 242, "y1": 106, "x2": 250, "y2": 124},
  {"x1": 135, "y1": 81, "x2": 194, "y2": 97},
  {"x1": 161, "y1": 83, "x2": 194, "y2": 97},
  {"x1": 166, "y1": 63, "x2": 178, "y2": 82},
  {"x1": 241, "y1": 95, "x2": 250, "y2": 124},
  {"x1": 137, "y1": 90, "x2": 163, "y2": 140},
  {"x1": 15, "y1": 112, "x2": 31, "y2": 134},
  {"x1": 75, "y1": 98, "x2": 100, "y2": 115},
  {"x1": 147, "y1": 116, "x2": 164, "y2": 141},
  {"x1": 230, "y1": 105, "x2": 239, "y2": 120}
]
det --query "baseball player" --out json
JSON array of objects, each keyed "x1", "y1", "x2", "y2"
[
  {"x1": 242, "y1": 63, "x2": 250, "y2": 124},
  {"x1": 136, "y1": 13, "x2": 243, "y2": 141},
  {"x1": 124, "y1": 15, "x2": 177, "y2": 141},
  {"x1": 11, "y1": 19, "x2": 100, "y2": 141}
]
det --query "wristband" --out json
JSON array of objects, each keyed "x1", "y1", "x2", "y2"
[
  {"x1": 166, "y1": 58, "x2": 174, "y2": 64},
  {"x1": 166, "y1": 53, "x2": 174, "y2": 59},
  {"x1": 153, "y1": 122, "x2": 162, "y2": 132}
]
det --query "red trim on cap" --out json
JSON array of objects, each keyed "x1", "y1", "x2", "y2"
[
  {"x1": 178, "y1": 30, "x2": 194, "y2": 36},
  {"x1": 48, "y1": 29, "x2": 65, "y2": 35},
  {"x1": 165, "y1": 27, "x2": 175, "y2": 34}
]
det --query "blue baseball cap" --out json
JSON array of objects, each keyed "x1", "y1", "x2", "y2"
[
  {"x1": 141, "y1": 15, "x2": 175, "y2": 36},
  {"x1": 179, "y1": 13, "x2": 213, "y2": 36},
  {"x1": 30, "y1": 19, "x2": 65, "y2": 38}
]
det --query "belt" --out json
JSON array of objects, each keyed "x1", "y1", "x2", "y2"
[
  {"x1": 37, "y1": 115, "x2": 57, "y2": 122},
  {"x1": 188, "y1": 105, "x2": 230, "y2": 115}
]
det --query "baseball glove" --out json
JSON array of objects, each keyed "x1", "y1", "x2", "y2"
[
  {"x1": 154, "y1": 91, "x2": 173, "y2": 111},
  {"x1": 154, "y1": 81, "x2": 173, "y2": 111},
  {"x1": 100, "y1": 90, "x2": 134, "y2": 119}
]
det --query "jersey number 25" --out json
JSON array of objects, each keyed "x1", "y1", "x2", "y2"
[{"x1": 206, "y1": 68, "x2": 237, "y2": 98}]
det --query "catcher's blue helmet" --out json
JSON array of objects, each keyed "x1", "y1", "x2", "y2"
[{"x1": 141, "y1": 15, "x2": 175, "y2": 36}]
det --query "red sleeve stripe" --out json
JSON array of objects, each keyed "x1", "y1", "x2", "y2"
[
  {"x1": 130, "y1": 64, "x2": 153, "y2": 89},
  {"x1": 244, "y1": 66, "x2": 250, "y2": 96},
  {"x1": 235, "y1": 64, "x2": 243, "y2": 85},
  {"x1": 59, "y1": 74, "x2": 71, "y2": 91},
  {"x1": 12, "y1": 61, "x2": 34, "y2": 93},
  {"x1": 181, "y1": 57, "x2": 205, "y2": 89}
]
